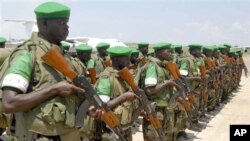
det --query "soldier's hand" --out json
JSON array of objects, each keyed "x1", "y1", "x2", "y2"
[
  {"x1": 88, "y1": 106, "x2": 103, "y2": 120},
  {"x1": 122, "y1": 92, "x2": 140, "y2": 101},
  {"x1": 51, "y1": 81, "x2": 85, "y2": 97},
  {"x1": 165, "y1": 80, "x2": 180, "y2": 89}
]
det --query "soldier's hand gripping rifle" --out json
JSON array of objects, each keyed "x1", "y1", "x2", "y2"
[
  {"x1": 41, "y1": 47, "x2": 127, "y2": 141},
  {"x1": 117, "y1": 67, "x2": 165, "y2": 141},
  {"x1": 165, "y1": 62, "x2": 194, "y2": 119}
]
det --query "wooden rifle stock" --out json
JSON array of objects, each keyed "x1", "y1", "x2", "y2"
[
  {"x1": 117, "y1": 67, "x2": 138, "y2": 92},
  {"x1": 199, "y1": 66, "x2": 206, "y2": 78},
  {"x1": 41, "y1": 47, "x2": 77, "y2": 80},
  {"x1": 188, "y1": 92, "x2": 196, "y2": 104},
  {"x1": 104, "y1": 60, "x2": 112, "y2": 67},
  {"x1": 87, "y1": 68, "x2": 97, "y2": 84},
  {"x1": 165, "y1": 62, "x2": 181, "y2": 80},
  {"x1": 165, "y1": 62, "x2": 196, "y2": 105},
  {"x1": 42, "y1": 47, "x2": 126, "y2": 141}
]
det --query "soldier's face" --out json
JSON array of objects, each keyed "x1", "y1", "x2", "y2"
[
  {"x1": 213, "y1": 52, "x2": 219, "y2": 58},
  {"x1": 116, "y1": 56, "x2": 130, "y2": 69},
  {"x1": 98, "y1": 48, "x2": 108, "y2": 57},
  {"x1": 220, "y1": 49, "x2": 227, "y2": 54},
  {"x1": 130, "y1": 54, "x2": 139, "y2": 64},
  {"x1": 46, "y1": 18, "x2": 69, "y2": 43},
  {"x1": 205, "y1": 51, "x2": 212, "y2": 57},
  {"x1": 139, "y1": 47, "x2": 148, "y2": 55},
  {"x1": 194, "y1": 49, "x2": 202, "y2": 57},
  {"x1": 77, "y1": 52, "x2": 91, "y2": 63},
  {"x1": 162, "y1": 49, "x2": 172, "y2": 61}
]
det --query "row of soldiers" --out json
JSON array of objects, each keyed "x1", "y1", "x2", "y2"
[{"x1": 0, "y1": 1, "x2": 248, "y2": 141}]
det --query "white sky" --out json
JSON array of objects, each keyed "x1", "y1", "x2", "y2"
[{"x1": 0, "y1": 0, "x2": 250, "y2": 46}]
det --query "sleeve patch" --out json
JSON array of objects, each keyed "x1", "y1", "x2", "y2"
[
  {"x1": 180, "y1": 70, "x2": 188, "y2": 76},
  {"x1": 2, "y1": 74, "x2": 29, "y2": 93},
  {"x1": 145, "y1": 77, "x2": 157, "y2": 87}
]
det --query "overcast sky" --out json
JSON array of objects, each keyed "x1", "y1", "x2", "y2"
[{"x1": 0, "y1": 0, "x2": 250, "y2": 46}]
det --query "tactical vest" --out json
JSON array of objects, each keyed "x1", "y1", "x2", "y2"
[{"x1": 97, "y1": 67, "x2": 135, "y2": 128}]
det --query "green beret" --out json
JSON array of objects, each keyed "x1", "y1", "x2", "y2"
[
  {"x1": 138, "y1": 42, "x2": 149, "y2": 48},
  {"x1": 236, "y1": 49, "x2": 242, "y2": 54},
  {"x1": 188, "y1": 44, "x2": 202, "y2": 50},
  {"x1": 96, "y1": 42, "x2": 110, "y2": 49},
  {"x1": 172, "y1": 44, "x2": 182, "y2": 49},
  {"x1": 202, "y1": 45, "x2": 214, "y2": 52},
  {"x1": 0, "y1": 37, "x2": 6, "y2": 44},
  {"x1": 224, "y1": 44, "x2": 231, "y2": 48},
  {"x1": 218, "y1": 45, "x2": 227, "y2": 49},
  {"x1": 153, "y1": 42, "x2": 172, "y2": 52},
  {"x1": 76, "y1": 44, "x2": 93, "y2": 53},
  {"x1": 229, "y1": 48, "x2": 236, "y2": 54},
  {"x1": 61, "y1": 42, "x2": 70, "y2": 50},
  {"x1": 131, "y1": 48, "x2": 139, "y2": 55},
  {"x1": 107, "y1": 46, "x2": 132, "y2": 57},
  {"x1": 34, "y1": 2, "x2": 70, "y2": 19},
  {"x1": 212, "y1": 46, "x2": 219, "y2": 52}
]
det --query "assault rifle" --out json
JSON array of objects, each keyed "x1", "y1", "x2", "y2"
[
  {"x1": 165, "y1": 62, "x2": 195, "y2": 121},
  {"x1": 117, "y1": 67, "x2": 165, "y2": 141},
  {"x1": 41, "y1": 47, "x2": 127, "y2": 141}
]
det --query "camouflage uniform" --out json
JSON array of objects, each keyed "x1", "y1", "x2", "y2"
[{"x1": 136, "y1": 56, "x2": 174, "y2": 141}]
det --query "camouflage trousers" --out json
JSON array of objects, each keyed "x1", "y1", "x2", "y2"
[
  {"x1": 191, "y1": 87, "x2": 202, "y2": 120},
  {"x1": 173, "y1": 104, "x2": 187, "y2": 140},
  {"x1": 142, "y1": 107, "x2": 174, "y2": 141},
  {"x1": 221, "y1": 74, "x2": 231, "y2": 100},
  {"x1": 207, "y1": 87, "x2": 216, "y2": 110},
  {"x1": 101, "y1": 126, "x2": 132, "y2": 141}
]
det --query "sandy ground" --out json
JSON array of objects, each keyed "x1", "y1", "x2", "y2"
[{"x1": 132, "y1": 55, "x2": 250, "y2": 141}]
